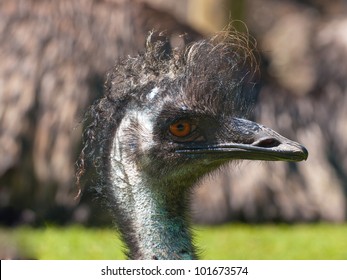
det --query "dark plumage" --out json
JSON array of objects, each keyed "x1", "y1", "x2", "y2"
[{"x1": 77, "y1": 31, "x2": 308, "y2": 259}]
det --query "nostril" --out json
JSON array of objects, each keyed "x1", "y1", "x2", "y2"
[{"x1": 255, "y1": 138, "x2": 281, "y2": 148}]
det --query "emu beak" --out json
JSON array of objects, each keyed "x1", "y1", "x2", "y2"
[{"x1": 176, "y1": 118, "x2": 308, "y2": 162}]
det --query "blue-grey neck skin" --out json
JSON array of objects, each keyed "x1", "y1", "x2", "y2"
[{"x1": 109, "y1": 112, "x2": 196, "y2": 260}]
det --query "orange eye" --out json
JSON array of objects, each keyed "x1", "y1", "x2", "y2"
[{"x1": 169, "y1": 120, "x2": 192, "y2": 137}]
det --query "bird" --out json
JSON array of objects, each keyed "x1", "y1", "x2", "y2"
[{"x1": 77, "y1": 30, "x2": 308, "y2": 260}]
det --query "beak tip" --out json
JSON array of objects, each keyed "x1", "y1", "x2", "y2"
[{"x1": 300, "y1": 145, "x2": 309, "y2": 161}]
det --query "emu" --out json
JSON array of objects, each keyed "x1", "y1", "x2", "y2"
[{"x1": 77, "y1": 31, "x2": 308, "y2": 260}]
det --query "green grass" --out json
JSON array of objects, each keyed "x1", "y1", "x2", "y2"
[
  {"x1": 1, "y1": 224, "x2": 347, "y2": 259},
  {"x1": 194, "y1": 224, "x2": 347, "y2": 259}
]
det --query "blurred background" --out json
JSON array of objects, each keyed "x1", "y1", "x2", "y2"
[{"x1": 1, "y1": 0, "x2": 347, "y2": 259}]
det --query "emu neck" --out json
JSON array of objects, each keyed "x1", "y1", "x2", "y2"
[{"x1": 109, "y1": 134, "x2": 196, "y2": 260}]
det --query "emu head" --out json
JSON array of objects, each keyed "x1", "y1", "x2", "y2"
[
  {"x1": 78, "y1": 31, "x2": 308, "y2": 259},
  {"x1": 96, "y1": 32, "x2": 306, "y2": 186}
]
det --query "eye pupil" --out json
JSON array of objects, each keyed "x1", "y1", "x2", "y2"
[{"x1": 176, "y1": 124, "x2": 185, "y2": 131}]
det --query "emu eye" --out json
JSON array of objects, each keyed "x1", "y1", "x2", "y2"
[{"x1": 169, "y1": 120, "x2": 192, "y2": 137}]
